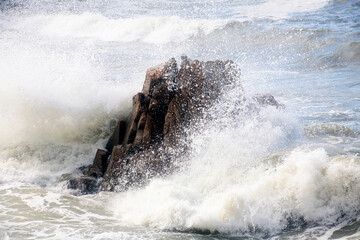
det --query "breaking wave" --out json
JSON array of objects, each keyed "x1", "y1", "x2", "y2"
[{"x1": 113, "y1": 146, "x2": 360, "y2": 236}]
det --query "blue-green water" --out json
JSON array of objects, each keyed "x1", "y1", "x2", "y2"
[{"x1": 0, "y1": 0, "x2": 359, "y2": 239}]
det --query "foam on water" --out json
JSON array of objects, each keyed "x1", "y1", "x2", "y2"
[{"x1": 0, "y1": 184, "x2": 121, "y2": 239}]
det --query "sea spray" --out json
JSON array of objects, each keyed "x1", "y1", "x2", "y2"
[{"x1": 0, "y1": 31, "x2": 137, "y2": 186}]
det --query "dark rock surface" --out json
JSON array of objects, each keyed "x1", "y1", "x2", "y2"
[{"x1": 105, "y1": 120, "x2": 126, "y2": 153}]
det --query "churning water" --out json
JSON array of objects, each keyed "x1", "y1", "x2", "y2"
[{"x1": 0, "y1": 0, "x2": 359, "y2": 239}]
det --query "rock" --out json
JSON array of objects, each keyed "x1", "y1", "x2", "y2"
[
  {"x1": 142, "y1": 114, "x2": 155, "y2": 143},
  {"x1": 62, "y1": 149, "x2": 109, "y2": 194},
  {"x1": 142, "y1": 58, "x2": 178, "y2": 96},
  {"x1": 67, "y1": 177, "x2": 99, "y2": 195},
  {"x1": 105, "y1": 120, "x2": 126, "y2": 153},
  {"x1": 142, "y1": 65, "x2": 163, "y2": 96},
  {"x1": 122, "y1": 93, "x2": 148, "y2": 145},
  {"x1": 87, "y1": 149, "x2": 110, "y2": 178},
  {"x1": 253, "y1": 94, "x2": 283, "y2": 108},
  {"x1": 163, "y1": 96, "x2": 182, "y2": 147},
  {"x1": 162, "y1": 58, "x2": 238, "y2": 147},
  {"x1": 100, "y1": 56, "x2": 240, "y2": 192},
  {"x1": 63, "y1": 56, "x2": 283, "y2": 195},
  {"x1": 137, "y1": 112, "x2": 147, "y2": 130},
  {"x1": 100, "y1": 145, "x2": 127, "y2": 191},
  {"x1": 100, "y1": 143, "x2": 169, "y2": 192}
]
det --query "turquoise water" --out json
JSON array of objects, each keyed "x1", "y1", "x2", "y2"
[{"x1": 0, "y1": 0, "x2": 359, "y2": 239}]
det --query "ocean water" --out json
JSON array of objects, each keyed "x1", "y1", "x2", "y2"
[{"x1": 0, "y1": 0, "x2": 359, "y2": 239}]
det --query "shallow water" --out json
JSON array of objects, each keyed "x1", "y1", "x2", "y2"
[{"x1": 0, "y1": 0, "x2": 359, "y2": 239}]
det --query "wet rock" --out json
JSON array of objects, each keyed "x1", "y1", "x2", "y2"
[
  {"x1": 87, "y1": 149, "x2": 110, "y2": 178},
  {"x1": 65, "y1": 56, "x2": 284, "y2": 194},
  {"x1": 142, "y1": 114, "x2": 155, "y2": 144},
  {"x1": 105, "y1": 120, "x2": 126, "y2": 153},
  {"x1": 142, "y1": 58, "x2": 178, "y2": 96},
  {"x1": 253, "y1": 93, "x2": 283, "y2": 108},
  {"x1": 100, "y1": 144, "x2": 169, "y2": 192},
  {"x1": 100, "y1": 145, "x2": 127, "y2": 191},
  {"x1": 122, "y1": 93, "x2": 148, "y2": 145},
  {"x1": 162, "y1": 58, "x2": 238, "y2": 147},
  {"x1": 61, "y1": 149, "x2": 109, "y2": 194},
  {"x1": 100, "y1": 56, "x2": 240, "y2": 192},
  {"x1": 137, "y1": 112, "x2": 147, "y2": 130},
  {"x1": 67, "y1": 177, "x2": 99, "y2": 195},
  {"x1": 163, "y1": 96, "x2": 182, "y2": 147}
]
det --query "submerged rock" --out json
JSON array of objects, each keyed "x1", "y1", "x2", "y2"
[
  {"x1": 253, "y1": 93, "x2": 283, "y2": 108},
  {"x1": 67, "y1": 177, "x2": 99, "y2": 195}
]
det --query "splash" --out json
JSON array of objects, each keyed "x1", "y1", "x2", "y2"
[{"x1": 0, "y1": 25, "x2": 136, "y2": 185}]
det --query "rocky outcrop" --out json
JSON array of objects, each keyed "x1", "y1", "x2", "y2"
[
  {"x1": 65, "y1": 55, "x2": 281, "y2": 194},
  {"x1": 64, "y1": 56, "x2": 234, "y2": 193},
  {"x1": 99, "y1": 56, "x2": 239, "y2": 192}
]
